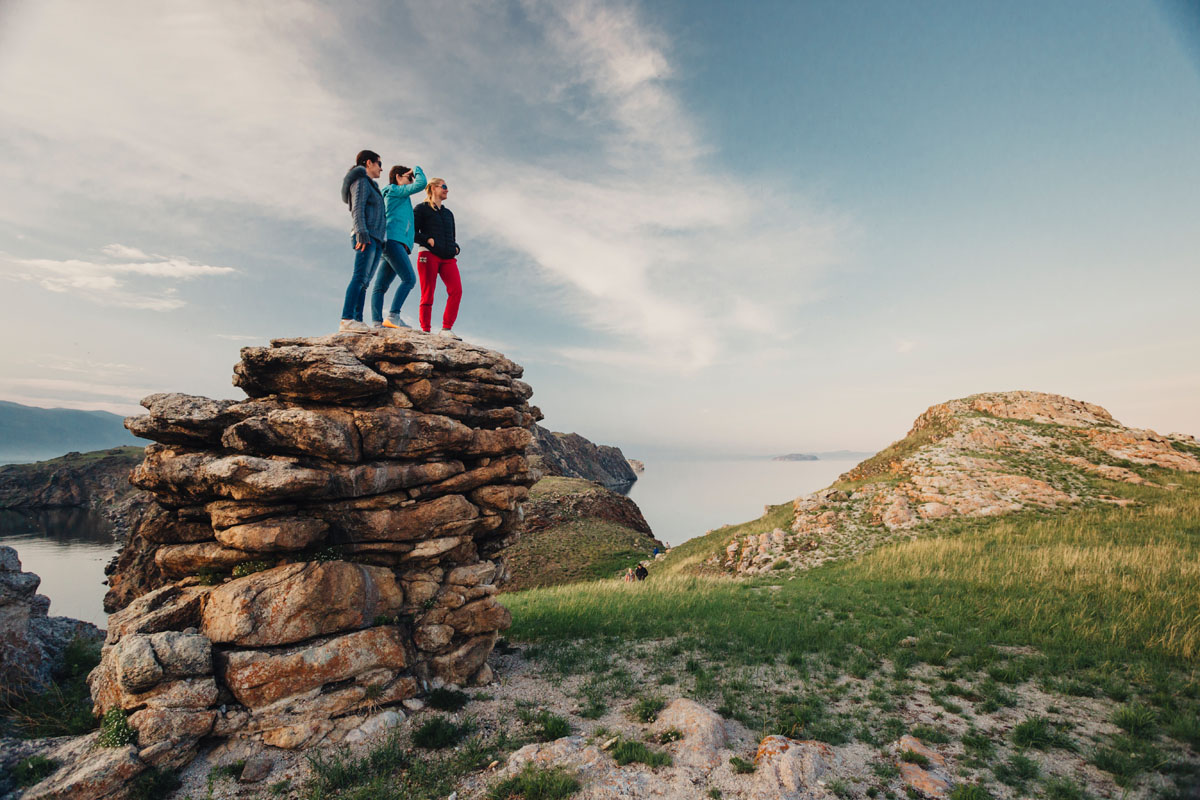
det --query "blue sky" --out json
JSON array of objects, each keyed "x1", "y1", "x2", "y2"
[{"x1": 0, "y1": 0, "x2": 1196, "y2": 457}]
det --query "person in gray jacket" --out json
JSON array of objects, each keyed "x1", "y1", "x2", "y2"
[{"x1": 339, "y1": 149, "x2": 387, "y2": 333}]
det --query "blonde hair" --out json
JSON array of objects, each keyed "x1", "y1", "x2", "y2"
[{"x1": 425, "y1": 178, "x2": 446, "y2": 204}]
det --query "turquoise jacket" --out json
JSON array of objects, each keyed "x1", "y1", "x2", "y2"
[{"x1": 382, "y1": 166, "x2": 427, "y2": 250}]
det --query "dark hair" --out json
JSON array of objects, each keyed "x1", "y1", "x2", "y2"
[
  {"x1": 389, "y1": 165, "x2": 411, "y2": 185},
  {"x1": 355, "y1": 150, "x2": 381, "y2": 167}
]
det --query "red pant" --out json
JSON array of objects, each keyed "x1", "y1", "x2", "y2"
[{"x1": 416, "y1": 251, "x2": 462, "y2": 331}]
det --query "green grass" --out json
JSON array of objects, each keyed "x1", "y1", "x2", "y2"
[
  {"x1": 502, "y1": 471, "x2": 1200, "y2": 794},
  {"x1": 488, "y1": 765, "x2": 580, "y2": 800},
  {"x1": 630, "y1": 696, "x2": 665, "y2": 723},
  {"x1": 729, "y1": 755, "x2": 756, "y2": 774},
  {"x1": 1, "y1": 635, "x2": 101, "y2": 738},
  {"x1": 13, "y1": 755, "x2": 58, "y2": 788},
  {"x1": 509, "y1": 474, "x2": 1200, "y2": 665},
  {"x1": 517, "y1": 708, "x2": 571, "y2": 741},
  {"x1": 412, "y1": 716, "x2": 471, "y2": 750},
  {"x1": 303, "y1": 729, "x2": 501, "y2": 800},
  {"x1": 993, "y1": 753, "x2": 1039, "y2": 788},
  {"x1": 1012, "y1": 716, "x2": 1075, "y2": 751},
  {"x1": 654, "y1": 502, "x2": 794, "y2": 576},
  {"x1": 609, "y1": 739, "x2": 671, "y2": 767},
  {"x1": 502, "y1": 517, "x2": 659, "y2": 591},
  {"x1": 426, "y1": 687, "x2": 470, "y2": 712}
]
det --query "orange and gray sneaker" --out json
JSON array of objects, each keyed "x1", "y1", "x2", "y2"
[{"x1": 382, "y1": 316, "x2": 411, "y2": 329}]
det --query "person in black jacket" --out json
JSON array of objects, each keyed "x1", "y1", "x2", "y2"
[{"x1": 412, "y1": 177, "x2": 462, "y2": 339}]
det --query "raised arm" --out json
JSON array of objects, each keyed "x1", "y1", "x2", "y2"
[{"x1": 396, "y1": 166, "x2": 427, "y2": 198}]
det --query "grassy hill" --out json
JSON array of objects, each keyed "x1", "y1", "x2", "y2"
[
  {"x1": 0, "y1": 401, "x2": 140, "y2": 464},
  {"x1": 502, "y1": 470, "x2": 1199, "y2": 799},
  {"x1": 500, "y1": 477, "x2": 664, "y2": 591},
  {"x1": 496, "y1": 394, "x2": 1200, "y2": 799}
]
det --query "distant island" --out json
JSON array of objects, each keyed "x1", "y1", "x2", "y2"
[{"x1": 772, "y1": 450, "x2": 874, "y2": 462}]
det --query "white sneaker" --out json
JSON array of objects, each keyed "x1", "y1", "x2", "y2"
[
  {"x1": 339, "y1": 319, "x2": 370, "y2": 334},
  {"x1": 439, "y1": 328, "x2": 461, "y2": 340}
]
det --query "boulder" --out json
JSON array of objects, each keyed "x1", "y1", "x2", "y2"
[
  {"x1": 202, "y1": 561, "x2": 404, "y2": 646},
  {"x1": 754, "y1": 735, "x2": 839, "y2": 799},
  {"x1": 214, "y1": 516, "x2": 329, "y2": 552},
  {"x1": 126, "y1": 393, "x2": 241, "y2": 446},
  {"x1": 651, "y1": 698, "x2": 727, "y2": 769},
  {"x1": 233, "y1": 344, "x2": 388, "y2": 401},
  {"x1": 222, "y1": 407, "x2": 362, "y2": 462},
  {"x1": 353, "y1": 407, "x2": 474, "y2": 459},
  {"x1": 23, "y1": 737, "x2": 145, "y2": 800},
  {"x1": 220, "y1": 626, "x2": 409, "y2": 707},
  {"x1": 329, "y1": 494, "x2": 479, "y2": 542},
  {"x1": 429, "y1": 632, "x2": 496, "y2": 684},
  {"x1": 443, "y1": 596, "x2": 511, "y2": 635}
]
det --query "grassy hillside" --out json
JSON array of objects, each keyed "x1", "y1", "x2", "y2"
[
  {"x1": 503, "y1": 470, "x2": 1200, "y2": 798},
  {"x1": 501, "y1": 477, "x2": 661, "y2": 591},
  {"x1": 0, "y1": 401, "x2": 140, "y2": 464}
]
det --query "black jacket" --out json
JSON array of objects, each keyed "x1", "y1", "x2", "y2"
[{"x1": 414, "y1": 202, "x2": 459, "y2": 259}]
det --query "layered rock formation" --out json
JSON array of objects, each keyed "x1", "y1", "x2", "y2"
[
  {"x1": 716, "y1": 391, "x2": 1200, "y2": 574},
  {"x1": 0, "y1": 447, "x2": 144, "y2": 511},
  {"x1": 0, "y1": 546, "x2": 101, "y2": 693},
  {"x1": 88, "y1": 331, "x2": 539, "y2": 774},
  {"x1": 528, "y1": 425, "x2": 638, "y2": 491}
]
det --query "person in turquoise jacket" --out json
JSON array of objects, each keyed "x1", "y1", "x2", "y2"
[{"x1": 371, "y1": 164, "x2": 428, "y2": 328}]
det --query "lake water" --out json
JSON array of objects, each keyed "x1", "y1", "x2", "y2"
[
  {"x1": 0, "y1": 457, "x2": 856, "y2": 627},
  {"x1": 0, "y1": 509, "x2": 119, "y2": 627},
  {"x1": 625, "y1": 457, "x2": 857, "y2": 547}
]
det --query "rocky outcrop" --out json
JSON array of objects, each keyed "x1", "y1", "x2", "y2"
[
  {"x1": 87, "y1": 330, "x2": 539, "y2": 775},
  {"x1": 715, "y1": 390, "x2": 1200, "y2": 574},
  {"x1": 528, "y1": 425, "x2": 638, "y2": 491},
  {"x1": 501, "y1": 477, "x2": 664, "y2": 591},
  {"x1": 0, "y1": 546, "x2": 102, "y2": 693},
  {"x1": 521, "y1": 479, "x2": 653, "y2": 536},
  {"x1": 0, "y1": 447, "x2": 146, "y2": 515}
]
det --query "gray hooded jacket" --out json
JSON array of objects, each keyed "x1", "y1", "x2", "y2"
[{"x1": 341, "y1": 165, "x2": 387, "y2": 242}]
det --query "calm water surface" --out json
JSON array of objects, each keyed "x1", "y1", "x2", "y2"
[
  {"x1": 0, "y1": 509, "x2": 118, "y2": 627},
  {"x1": 626, "y1": 458, "x2": 856, "y2": 547},
  {"x1": 0, "y1": 457, "x2": 854, "y2": 626}
]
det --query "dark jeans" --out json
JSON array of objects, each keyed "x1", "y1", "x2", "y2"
[
  {"x1": 341, "y1": 235, "x2": 382, "y2": 321},
  {"x1": 371, "y1": 240, "x2": 417, "y2": 324}
]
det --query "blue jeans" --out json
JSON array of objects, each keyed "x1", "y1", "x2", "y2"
[
  {"x1": 371, "y1": 240, "x2": 416, "y2": 323},
  {"x1": 341, "y1": 235, "x2": 382, "y2": 321}
]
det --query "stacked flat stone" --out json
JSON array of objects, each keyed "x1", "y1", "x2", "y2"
[{"x1": 88, "y1": 331, "x2": 538, "y2": 769}]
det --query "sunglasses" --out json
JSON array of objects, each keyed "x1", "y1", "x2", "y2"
[{"x1": 438, "y1": 184, "x2": 448, "y2": 190}]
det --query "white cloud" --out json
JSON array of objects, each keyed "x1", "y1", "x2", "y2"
[
  {"x1": 0, "y1": 0, "x2": 846, "y2": 373},
  {"x1": 896, "y1": 339, "x2": 916, "y2": 354},
  {"x1": 101, "y1": 244, "x2": 151, "y2": 260},
  {"x1": 0, "y1": 247, "x2": 236, "y2": 311}
]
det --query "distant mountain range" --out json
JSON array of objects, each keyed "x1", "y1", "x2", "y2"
[
  {"x1": 772, "y1": 450, "x2": 874, "y2": 462},
  {"x1": 0, "y1": 401, "x2": 141, "y2": 464}
]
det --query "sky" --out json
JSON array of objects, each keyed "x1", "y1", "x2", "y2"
[{"x1": 0, "y1": 0, "x2": 1197, "y2": 458}]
